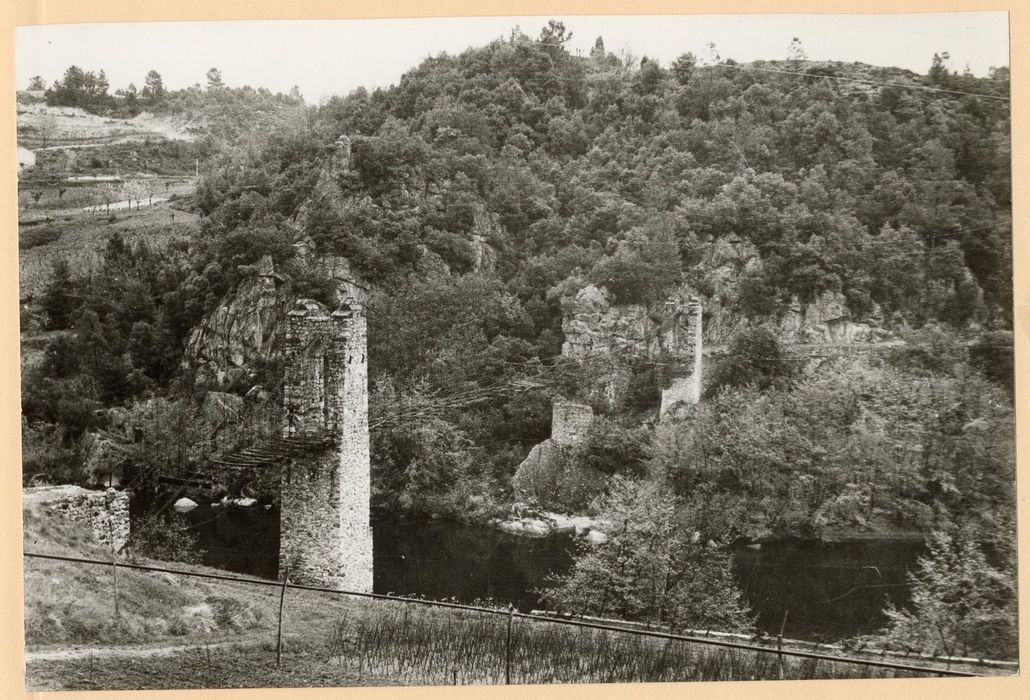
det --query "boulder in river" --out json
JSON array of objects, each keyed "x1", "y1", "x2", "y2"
[{"x1": 173, "y1": 497, "x2": 198, "y2": 514}]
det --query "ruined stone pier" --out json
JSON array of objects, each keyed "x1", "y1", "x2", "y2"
[{"x1": 278, "y1": 298, "x2": 373, "y2": 592}]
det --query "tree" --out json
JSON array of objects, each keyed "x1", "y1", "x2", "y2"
[
  {"x1": 787, "y1": 37, "x2": 807, "y2": 72},
  {"x1": 871, "y1": 530, "x2": 1017, "y2": 660},
  {"x1": 95, "y1": 183, "x2": 120, "y2": 214},
  {"x1": 124, "y1": 180, "x2": 146, "y2": 210},
  {"x1": 27, "y1": 75, "x2": 46, "y2": 91},
  {"x1": 704, "y1": 328, "x2": 792, "y2": 397},
  {"x1": 206, "y1": 67, "x2": 224, "y2": 91},
  {"x1": 95, "y1": 69, "x2": 110, "y2": 98},
  {"x1": 118, "y1": 82, "x2": 139, "y2": 113},
  {"x1": 541, "y1": 476, "x2": 754, "y2": 632},
  {"x1": 588, "y1": 222, "x2": 681, "y2": 306},
  {"x1": 671, "y1": 53, "x2": 696, "y2": 85},
  {"x1": 40, "y1": 259, "x2": 79, "y2": 330},
  {"x1": 36, "y1": 113, "x2": 58, "y2": 148},
  {"x1": 143, "y1": 178, "x2": 160, "y2": 206},
  {"x1": 928, "y1": 51, "x2": 951, "y2": 85},
  {"x1": 538, "y1": 20, "x2": 573, "y2": 48},
  {"x1": 142, "y1": 69, "x2": 165, "y2": 104}
]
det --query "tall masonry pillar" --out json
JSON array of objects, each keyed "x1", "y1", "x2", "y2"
[
  {"x1": 688, "y1": 297, "x2": 704, "y2": 404},
  {"x1": 278, "y1": 298, "x2": 373, "y2": 592}
]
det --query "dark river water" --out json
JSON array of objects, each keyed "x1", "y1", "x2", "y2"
[{"x1": 178, "y1": 506, "x2": 924, "y2": 643}]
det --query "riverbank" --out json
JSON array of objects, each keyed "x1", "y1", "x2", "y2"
[
  {"x1": 29, "y1": 498, "x2": 995, "y2": 690},
  {"x1": 482, "y1": 501, "x2": 934, "y2": 548}
]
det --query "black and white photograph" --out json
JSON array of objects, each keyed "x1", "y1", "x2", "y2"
[{"x1": 14, "y1": 10, "x2": 1017, "y2": 691}]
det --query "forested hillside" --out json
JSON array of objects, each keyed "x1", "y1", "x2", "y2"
[{"x1": 22, "y1": 25, "x2": 1013, "y2": 545}]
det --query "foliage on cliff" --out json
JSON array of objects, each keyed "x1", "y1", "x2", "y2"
[
  {"x1": 176, "y1": 25, "x2": 1011, "y2": 518},
  {"x1": 653, "y1": 353, "x2": 1015, "y2": 542},
  {"x1": 22, "y1": 25, "x2": 1014, "y2": 539}
]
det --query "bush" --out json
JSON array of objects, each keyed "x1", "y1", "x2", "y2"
[
  {"x1": 704, "y1": 328, "x2": 792, "y2": 397},
  {"x1": 573, "y1": 418, "x2": 652, "y2": 478},
  {"x1": 968, "y1": 331, "x2": 1013, "y2": 396},
  {"x1": 128, "y1": 511, "x2": 205, "y2": 563},
  {"x1": 20, "y1": 225, "x2": 63, "y2": 250},
  {"x1": 869, "y1": 530, "x2": 1017, "y2": 660},
  {"x1": 541, "y1": 476, "x2": 754, "y2": 632}
]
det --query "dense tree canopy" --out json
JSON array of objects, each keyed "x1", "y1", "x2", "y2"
[{"x1": 24, "y1": 27, "x2": 1013, "y2": 536}]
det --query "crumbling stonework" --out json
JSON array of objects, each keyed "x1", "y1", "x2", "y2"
[
  {"x1": 24, "y1": 485, "x2": 130, "y2": 553},
  {"x1": 511, "y1": 400, "x2": 602, "y2": 506},
  {"x1": 551, "y1": 400, "x2": 594, "y2": 447},
  {"x1": 561, "y1": 285, "x2": 649, "y2": 359},
  {"x1": 659, "y1": 298, "x2": 704, "y2": 419},
  {"x1": 561, "y1": 284, "x2": 702, "y2": 361},
  {"x1": 278, "y1": 299, "x2": 373, "y2": 592}
]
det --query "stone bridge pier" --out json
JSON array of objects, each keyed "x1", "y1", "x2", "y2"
[{"x1": 278, "y1": 298, "x2": 373, "y2": 592}]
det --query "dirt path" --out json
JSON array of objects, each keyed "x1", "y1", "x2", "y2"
[{"x1": 25, "y1": 633, "x2": 292, "y2": 663}]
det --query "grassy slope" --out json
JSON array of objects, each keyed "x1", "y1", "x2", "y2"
[
  {"x1": 24, "y1": 498, "x2": 982, "y2": 691},
  {"x1": 18, "y1": 195, "x2": 199, "y2": 304},
  {"x1": 26, "y1": 503, "x2": 278, "y2": 649}
]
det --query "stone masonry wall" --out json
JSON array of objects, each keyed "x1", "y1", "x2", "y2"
[
  {"x1": 25, "y1": 485, "x2": 130, "y2": 553},
  {"x1": 659, "y1": 298, "x2": 703, "y2": 419},
  {"x1": 278, "y1": 299, "x2": 373, "y2": 591},
  {"x1": 551, "y1": 400, "x2": 594, "y2": 447}
]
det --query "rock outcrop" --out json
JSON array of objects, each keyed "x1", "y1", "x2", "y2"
[
  {"x1": 512, "y1": 400, "x2": 603, "y2": 507},
  {"x1": 778, "y1": 291, "x2": 892, "y2": 344},
  {"x1": 470, "y1": 205, "x2": 500, "y2": 274},
  {"x1": 185, "y1": 255, "x2": 290, "y2": 389},
  {"x1": 186, "y1": 135, "x2": 372, "y2": 390},
  {"x1": 489, "y1": 506, "x2": 609, "y2": 542},
  {"x1": 675, "y1": 236, "x2": 896, "y2": 346},
  {"x1": 560, "y1": 284, "x2": 703, "y2": 413}
]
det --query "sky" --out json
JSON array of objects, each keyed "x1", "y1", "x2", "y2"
[{"x1": 16, "y1": 13, "x2": 1010, "y2": 103}]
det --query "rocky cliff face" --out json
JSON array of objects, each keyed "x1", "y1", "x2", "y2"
[
  {"x1": 778, "y1": 291, "x2": 892, "y2": 344},
  {"x1": 561, "y1": 284, "x2": 699, "y2": 360},
  {"x1": 512, "y1": 400, "x2": 598, "y2": 507},
  {"x1": 186, "y1": 134, "x2": 372, "y2": 390},
  {"x1": 470, "y1": 205, "x2": 500, "y2": 274},
  {"x1": 185, "y1": 255, "x2": 290, "y2": 390},
  {"x1": 560, "y1": 283, "x2": 703, "y2": 412},
  {"x1": 685, "y1": 236, "x2": 896, "y2": 347}
]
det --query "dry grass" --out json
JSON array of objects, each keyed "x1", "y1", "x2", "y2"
[
  {"x1": 21, "y1": 501, "x2": 961, "y2": 690},
  {"x1": 17, "y1": 103, "x2": 196, "y2": 149},
  {"x1": 23, "y1": 506, "x2": 275, "y2": 650},
  {"x1": 326, "y1": 602, "x2": 921, "y2": 686},
  {"x1": 25, "y1": 598, "x2": 927, "y2": 691}
]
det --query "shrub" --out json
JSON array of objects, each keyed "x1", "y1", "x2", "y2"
[
  {"x1": 20, "y1": 225, "x2": 63, "y2": 250},
  {"x1": 704, "y1": 327, "x2": 792, "y2": 397},
  {"x1": 128, "y1": 510, "x2": 205, "y2": 564}
]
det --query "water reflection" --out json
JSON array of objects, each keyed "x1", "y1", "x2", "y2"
[{"x1": 180, "y1": 506, "x2": 922, "y2": 642}]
